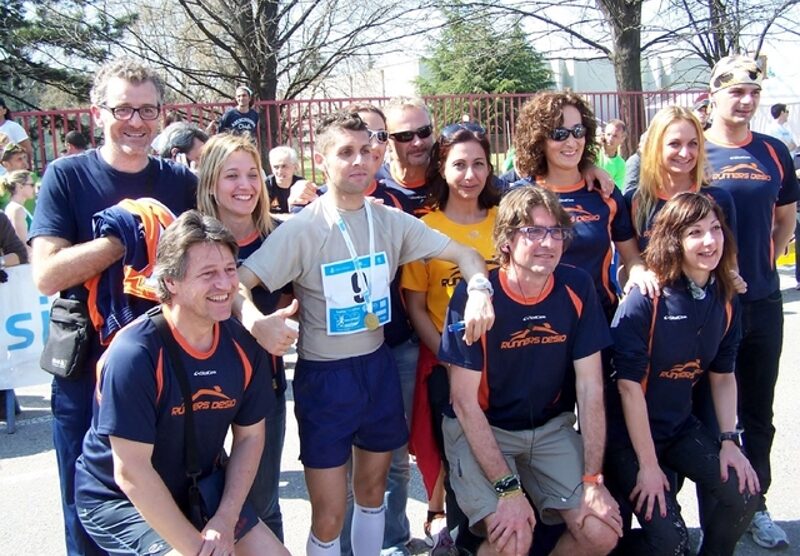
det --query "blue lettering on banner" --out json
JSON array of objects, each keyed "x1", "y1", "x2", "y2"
[{"x1": 4, "y1": 295, "x2": 50, "y2": 351}]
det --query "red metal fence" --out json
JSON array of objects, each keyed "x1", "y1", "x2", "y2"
[{"x1": 15, "y1": 90, "x2": 704, "y2": 180}]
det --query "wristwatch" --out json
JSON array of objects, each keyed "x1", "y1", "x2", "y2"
[
  {"x1": 719, "y1": 431, "x2": 743, "y2": 448},
  {"x1": 582, "y1": 473, "x2": 604, "y2": 486},
  {"x1": 467, "y1": 275, "x2": 494, "y2": 296},
  {"x1": 492, "y1": 474, "x2": 521, "y2": 497}
]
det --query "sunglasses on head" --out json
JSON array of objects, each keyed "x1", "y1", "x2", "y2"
[
  {"x1": 388, "y1": 125, "x2": 433, "y2": 143},
  {"x1": 368, "y1": 129, "x2": 389, "y2": 144},
  {"x1": 549, "y1": 124, "x2": 587, "y2": 142},
  {"x1": 441, "y1": 122, "x2": 486, "y2": 138},
  {"x1": 712, "y1": 67, "x2": 761, "y2": 90}
]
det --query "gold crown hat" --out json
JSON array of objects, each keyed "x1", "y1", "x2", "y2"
[{"x1": 709, "y1": 55, "x2": 763, "y2": 93}]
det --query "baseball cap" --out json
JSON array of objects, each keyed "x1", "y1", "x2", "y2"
[{"x1": 709, "y1": 55, "x2": 763, "y2": 93}]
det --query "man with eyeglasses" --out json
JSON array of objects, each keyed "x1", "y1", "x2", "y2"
[
  {"x1": 439, "y1": 186, "x2": 621, "y2": 556},
  {"x1": 29, "y1": 58, "x2": 197, "y2": 556},
  {"x1": 705, "y1": 54, "x2": 799, "y2": 550}
]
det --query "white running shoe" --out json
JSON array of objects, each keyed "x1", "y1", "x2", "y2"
[{"x1": 749, "y1": 511, "x2": 789, "y2": 549}]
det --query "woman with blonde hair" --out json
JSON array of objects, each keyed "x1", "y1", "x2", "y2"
[
  {"x1": 196, "y1": 133, "x2": 293, "y2": 542},
  {"x1": 626, "y1": 105, "x2": 736, "y2": 251},
  {"x1": 2, "y1": 169, "x2": 35, "y2": 248}
]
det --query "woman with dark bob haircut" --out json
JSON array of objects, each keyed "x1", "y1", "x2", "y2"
[
  {"x1": 402, "y1": 122, "x2": 500, "y2": 550},
  {"x1": 512, "y1": 91, "x2": 657, "y2": 322},
  {"x1": 605, "y1": 192, "x2": 759, "y2": 556}
]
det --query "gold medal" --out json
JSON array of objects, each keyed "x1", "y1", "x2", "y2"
[{"x1": 364, "y1": 312, "x2": 380, "y2": 330}]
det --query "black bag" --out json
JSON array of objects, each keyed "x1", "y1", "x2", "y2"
[
  {"x1": 149, "y1": 310, "x2": 258, "y2": 533},
  {"x1": 40, "y1": 298, "x2": 94, "y2": 380}
]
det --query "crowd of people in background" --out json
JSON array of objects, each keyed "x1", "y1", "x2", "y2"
[{"x1": 1, "y1": 52, "x2": 798, "y2": 556}]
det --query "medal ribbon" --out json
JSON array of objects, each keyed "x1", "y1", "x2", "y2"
[{"x1": 326, "y1": 199, "x2": 376, "y2": 317}]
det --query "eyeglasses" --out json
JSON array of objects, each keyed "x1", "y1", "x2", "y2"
[
  {"x1": 100, "y1": 104, "x2": 161, "y2": 121},
  {"x1": 388, "y1": 125, "x2": 433, "y2": 143},
  {"x1": 441, "y1": 122, "x2": 486, "y2": 138},
  {"x1": 516, "y1": 226, "x2": 572, "y2": 241},
  {"x1": 549, "y1": 124, "x2": 587, "y2": 142},
  {"x1": 368, "y1": 129, "x2": 389, "y2": 144},
  {"x1": 712, "y1": 67, "x2": 761, "y2": 90}
]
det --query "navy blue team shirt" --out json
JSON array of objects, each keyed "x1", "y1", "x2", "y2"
[
  {"x1": 706, "y1": 131, "x2": 800, "y2": 301},
  {"x1": 75, "y1": 311, "x2": 273, "y2": 511},
  {"x1": 607, "y1": 282, "x2": 740, "y2": 446},
  {"x1": 439, "y1": 265, "x2": 611, "y2": 430}
]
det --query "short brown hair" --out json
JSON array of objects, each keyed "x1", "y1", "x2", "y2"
[
  {"x1": 314, "y1": 111, "x2": 368, "y2": 156},
  {"x1": 644, "y1": 192, "x2": 737, "y2": 301},
  {"x1": 493, "y1": 186, "x2": 572, "y2": 267},
  {"x1": 90, "y1": 58, "x2": 166, "y2": 106},
  {"x1": 154, "y1": 210, "x2": 238, "y2": 303},
  {"x1": 514, "y1": 91, "x2": 598, "y2": 179}
]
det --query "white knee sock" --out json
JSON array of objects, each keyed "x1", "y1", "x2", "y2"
[
  {"x1": 351, "y1": 503, "x2": 386, "y2": 555},
  {"x1": 307, "y1": 532, "x2": 340, "y2": 556}
]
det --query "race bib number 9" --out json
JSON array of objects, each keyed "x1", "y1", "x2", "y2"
[{"x1": 321, "y1": 251, "x2": 392, "y2": 335}]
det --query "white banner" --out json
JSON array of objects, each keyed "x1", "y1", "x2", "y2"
[{"x1": 1, "y1": 265, "x2": 54, "y2": 389}]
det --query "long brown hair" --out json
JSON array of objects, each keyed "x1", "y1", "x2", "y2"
[
  {"x1": 426, "y1": 125, "x2": 500, "y2": 211},
  {"x1": 644, "y1": 192, "x2": 737, "y2": 301}
]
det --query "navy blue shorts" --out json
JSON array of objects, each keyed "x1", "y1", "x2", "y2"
[{"x1": 293, "y1": 343, "x2": 409, "y2": 468}]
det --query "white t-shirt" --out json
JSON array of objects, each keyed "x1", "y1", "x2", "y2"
[
  {"x1": 243, "y1": 196, "x2": 450, "y2": 361},
  {"x1": 0, "y1": 120, "x2": 29, "y2": 144}
]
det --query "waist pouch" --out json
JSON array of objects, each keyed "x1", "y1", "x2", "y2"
[{"x1": 40, "y1": 298, "x2": 94, "y2": 380}]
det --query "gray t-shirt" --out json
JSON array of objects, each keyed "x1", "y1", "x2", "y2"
[{"x1": 243, "y1": 197, "x2": 450, "y2": 361}]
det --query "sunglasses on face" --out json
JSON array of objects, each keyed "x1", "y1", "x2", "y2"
[
  {"x1": 712, "y1": 67, "x2": 761, "y2": 90},
  {"x1": 368, "y1": 129, "x2": 389, "y2": 144},
  {"x1": 441, "y1": 122, "x2": 487, "y2": 138},
  {"x1": 549, "y1": 124, "x2": 587, "y2": 142},
  {"x1": 516, "y1": 226, "x2": 572, "y2": 241},
  {"x1": 388, "y1": 125, "x2": 433, "y2": 143}
]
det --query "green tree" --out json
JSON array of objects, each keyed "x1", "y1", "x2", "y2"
[
  {"x1": 417, "y1": 11, "x2": 553, "y2": 96},
  {"x1": 0, "y1": 0, "x2": 133, "y2": 107}
]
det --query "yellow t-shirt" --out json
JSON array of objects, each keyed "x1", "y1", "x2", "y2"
[{"x1": 401, "y1": 207, "x2": 498, "y2": 332}]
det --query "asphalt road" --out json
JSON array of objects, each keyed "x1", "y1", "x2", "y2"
[{"x1": 2, "y1": 269, "x2": 799, "y2": 555}]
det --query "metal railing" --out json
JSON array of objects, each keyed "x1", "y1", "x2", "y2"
[{"x1": 14, "y1": 90, "x2": 704, "y2": 180}]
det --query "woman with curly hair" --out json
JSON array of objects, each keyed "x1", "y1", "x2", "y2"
[
  {"x1": 626, "y1": 105, "x2": 737, "y2": 252},
  {"x1": 513, "y1": 91, "x2": 657, "y2": 320},
  {"x1": 605, "y1": 192, "x2": 759, "y2": 555}
]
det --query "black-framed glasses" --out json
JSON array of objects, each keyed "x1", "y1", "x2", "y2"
[
  {"x1": 516, "y1": 226, "x2": 572, "y2": 241},
  {"x1": 388, "y1": 125, "x2": 433, "y2": 143},
  {"x1": 100, "y1": 104, "x2": 161, "y2": 121},
  {"x1": 712, "y1": 67, "x2": 761, "y2": 90},
  {"x1": 549, "y1": 124, "x2": 587, "y2": 142},
  {"x1": 441, "y1": 122, "x2": 486, "y2": 138},
  {"x1": 368, "y1": 129, "x2": 389, "y2": 144}
]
